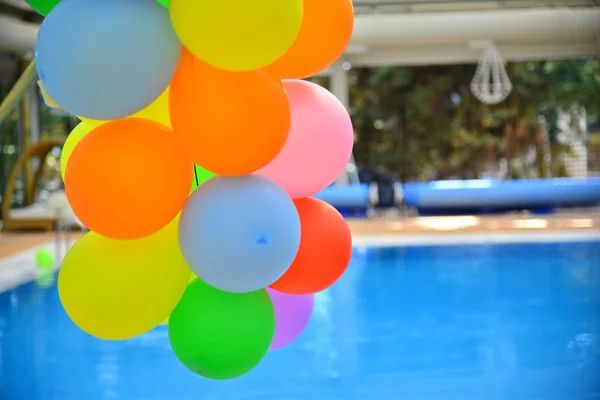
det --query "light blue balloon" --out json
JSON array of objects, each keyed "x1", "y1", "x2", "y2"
[
  {"x1": 179, "y1": 175, "x2": 301, "y2": 293},
  {"x1": 35, "y1": 0, "x2": 181, "y2": 120}
]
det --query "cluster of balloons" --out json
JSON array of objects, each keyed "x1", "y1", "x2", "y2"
[{"x1": 34, "y1": 0, "x2": 355, "y2": 380}]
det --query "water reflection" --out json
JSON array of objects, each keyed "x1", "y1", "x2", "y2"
[
  {"x1": 311, "y1": 290, "x2": 340, "y2": 379},
  {"x1": 0, "y1": 241, "x2": 599, "y2": 399}
]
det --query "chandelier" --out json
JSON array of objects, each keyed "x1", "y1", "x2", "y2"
[{"x1": 470, "y1": 45, "x2": 513, "y2": 105}]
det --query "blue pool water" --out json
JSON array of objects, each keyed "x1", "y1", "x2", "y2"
[{"x1": 1, "y1": 241, "x2": 600, "y2": 400}]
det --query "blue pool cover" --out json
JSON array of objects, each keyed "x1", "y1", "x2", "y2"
[
  {"x1": 1, "y1": 241, "x2": 600, "y2": 400},
  {"x1": 403, "y1": 178, "x2": 600, "y2": 213}
]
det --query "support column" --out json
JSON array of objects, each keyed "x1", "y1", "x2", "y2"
[
  {"x1": 28, "y1": 85, "x2": 41, "y2": 145},
  {"x1": 330, "y1": 61, "x2": 349, "y2": 109},
  {"x1": 27, "y1": 86, "x2": 41, "y2": 197},
  {"x1": 330, "y1": 62, "x2": 359, "y2": 185}
]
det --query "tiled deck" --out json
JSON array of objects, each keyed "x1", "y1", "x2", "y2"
[
  {"x1": 350, "y1": 212, "x2": 600, "y2": 233},
  {"x1": 0, "y1": 232, "x2": 76, "y2": 259},
  {"x1": 0, "y1": 231, "x2": 82, "y2": 292}
]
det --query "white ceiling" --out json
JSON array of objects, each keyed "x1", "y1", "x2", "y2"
[
  {"x1": 346, "y1": 6, "x2": 600, "y2": 66},
  {"x1": 2, "y1": 0, "x2": 599, "y2": 15},
  {"x1": 0, "y1": 0, "x2": 599, "y2": 69}
]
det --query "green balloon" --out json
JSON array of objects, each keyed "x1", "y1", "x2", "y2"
[
  {"x1": 191, "y1": 164, "x2": 216, "y2": 193},
  {"x1": 156, "y1": 0, "x2": 169, "y2": 8},
  {"x1": 26, "y1": 0, "x2": 60, "y2": 16},
  {"x1": 35, "y1": 250, "x2": 54, "y2": 270},
  {"x1": 168, "y1": 279, "x2": 275, "y2": 380}
]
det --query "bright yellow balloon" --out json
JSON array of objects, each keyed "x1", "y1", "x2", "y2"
[
  {"x1": 78, "y1": 87, "x2": 171, "y2": 128},
  {"x1": 61, "y1": 122, "x2": 94, "y2": 179},
  {"x1": 161, "y1": 274, "x2": 198, "y2": 325},
  {"x1": 78, "y1": 117, "x2": 105, "y2": 127},
  {"x1": 169, "y1": 0, "x2": 303, "y2": 71},
  {"x1": 58, "y1": 217, "x2": 191, "y2": 340}
]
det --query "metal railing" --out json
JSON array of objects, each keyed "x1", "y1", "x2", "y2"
[
  {"x1": 353, "y1": 0, "x2": 599, "y2": 6},
  {"x1": 0, "y1": 60, "x2": 37, "y2": 221},
  {"x1": 353, "y1": 0, "x2": 600, "y2": 13},
  {"x1": 0, "y1": 60, "x2": 36, "y2": 126}
]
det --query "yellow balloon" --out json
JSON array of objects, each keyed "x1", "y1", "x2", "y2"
[
  {"x1": 169, "y1": 0, "x2": 303, "y2": 71},
  {"x1": 135, "y1": 87, "x2": 171, "y2": 127},
  {"x1": 78, "y1": 117, "x2": 105, "y2": 127},
  {"x1": 78, "y1": 87, "x2": 171, "y2": 128},
  {"x1": 61, "y1": 122, "x2": 94, "y2": 180},
  {"x1": 58, "y1": 217, "x2": 191, "y2": 340},
  {"x1": 161, "y1": 274, "x2": 198, "y2": 325}
]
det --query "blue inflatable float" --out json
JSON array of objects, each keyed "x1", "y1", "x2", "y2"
[
  {"x1": 403, "y1": 178, "x2": 600, "y2": 214},
  {"x1": 314, "y1": 184, "x2": 371, "y2": 210},
  {"x1": 313, "y1": 178, "x2": 600, "y2": 216}
]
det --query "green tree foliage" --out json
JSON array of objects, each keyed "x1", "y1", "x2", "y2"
[{"x1": 350, "y1": 59, "x2": 600, "y2": 181}]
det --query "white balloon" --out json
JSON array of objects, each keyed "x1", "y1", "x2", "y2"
[{"x1": 178, "y1": 176, "x2": 301, "y2": 293}]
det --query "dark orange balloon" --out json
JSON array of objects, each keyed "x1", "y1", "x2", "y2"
[
  {"x1": 267, "y1": 0, "x2": 354, "y2": 79},
  {"x1": 170, "y1": 49, "x2": 291, "y2": 176},
  {"x1": 270, "y1": 198, "x2": 352, "y2": 295},
  {"x1": 64, "y1": 118, "x2": 193, "y2": 240}
]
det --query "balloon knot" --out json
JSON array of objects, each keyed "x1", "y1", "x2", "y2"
[{"x1": 256, "y1": 235, "x2": 268, "y2": 245}]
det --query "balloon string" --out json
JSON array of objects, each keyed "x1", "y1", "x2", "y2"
[{"x1": 194, "y1": 166, "x2": 199, "y2": 187}]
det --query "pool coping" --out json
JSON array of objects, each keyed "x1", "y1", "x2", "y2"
[
  {"x1": 1, "y1": 229, "x2": 599, "y2": 294},
  {"x1": 352, "y1": 229, "x2": 600, "y2": 247}
]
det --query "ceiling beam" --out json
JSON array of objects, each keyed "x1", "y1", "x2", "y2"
[{"x1": 344, "y1": 41, "x2": 600, "y2": 67}]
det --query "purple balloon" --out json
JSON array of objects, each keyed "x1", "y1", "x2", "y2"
[{"x1": 266, "y1": 288, "x2": 314, "y2": 350}]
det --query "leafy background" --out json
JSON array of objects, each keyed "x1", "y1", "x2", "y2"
[{"x1": 331, "y1": 59, "x2": 600, "y2": 181}]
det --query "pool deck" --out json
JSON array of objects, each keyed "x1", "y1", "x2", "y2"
[
  {"x1": 349, "y1": 211, "x2": 600, "y2": 235},
  {"x1": 1, "y1": 212, "x2": 599, "y2": 292},
  {"x1": 0, "y1": 210, "x2": 600, "y2": 258},
  {"x1": 2, "y1": 211, "x2": 599, "y2": 258}
]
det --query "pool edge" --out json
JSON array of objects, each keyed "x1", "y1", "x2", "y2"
[{"x1": 1, "y1": 230, "x2": 599, "y2": 293}]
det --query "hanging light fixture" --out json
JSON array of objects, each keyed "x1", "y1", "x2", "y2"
[{"x1": 470, "y1": 44, "x2": 512, "y2": 105}]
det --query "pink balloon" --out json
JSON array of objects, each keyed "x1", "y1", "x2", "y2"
[
  {"x1": 266, "y1": 288, "x2": 313, "y2": 350},
  {"x1": 256, "y1": 80, "x2": 354, "y2": 199}
]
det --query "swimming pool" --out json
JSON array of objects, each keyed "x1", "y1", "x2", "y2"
[{"x1": 1, "y1": 241, "x2": 599, "y2": 400}]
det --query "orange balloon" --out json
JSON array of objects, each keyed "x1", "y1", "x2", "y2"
[
  {"x1": 65, "y1": 118, "x2": 193, "y2": 240},
  {"x1": 170, "y1": 49, "x2": 291, "y2": 176},
  {"x1": 267, "y1": 0, "x2": 354, "y2": 79},
  {"x1": 270, "y1": 198, "x2": 352, "y2": 295}
]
